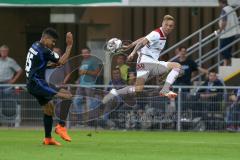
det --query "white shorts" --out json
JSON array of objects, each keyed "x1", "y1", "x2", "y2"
[{"x1": 136, "y1": 54, "x2": 169, "y2": 80}]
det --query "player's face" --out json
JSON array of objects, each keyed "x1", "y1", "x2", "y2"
[
  {"x1": 45, "y1": 37, "x2": 57, "y2": 49},
  {"x1": 162, "y1": 20, "x2": 175, "y2": 36}
]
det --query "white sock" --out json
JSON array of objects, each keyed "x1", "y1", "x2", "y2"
[
  {"x1": 166, "y1": 68, "x2": 180, "y2": 85},
  {"x1": 111, "y1": 86, "x2": 135, "y2": 96}
]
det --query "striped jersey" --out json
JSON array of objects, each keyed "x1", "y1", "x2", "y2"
[
  {"x1": 25, "y1": 42, "x2": 60, "y2": 80},
  {"x1": 140, "y1": 27, "x2": 167, "y2": 60}
]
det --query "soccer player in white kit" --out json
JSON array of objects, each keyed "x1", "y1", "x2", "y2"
[{"x1": 103, "y1": 15, "x2": 181, "y2": 104}]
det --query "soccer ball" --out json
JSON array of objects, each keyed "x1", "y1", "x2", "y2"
[{"x1": 106, "y1": 38, "x2": 122, "y2": 53}]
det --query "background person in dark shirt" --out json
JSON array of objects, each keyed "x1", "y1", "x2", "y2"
[
  {"x1": 196, "y1": 71, "x2": 224, "y2": 126},
  {"x1": 174, "y1": 46, "x2": 208, "y2": 90},
  {"x1": 226, "y1": 88, "x2": 240, "y2": 131}
]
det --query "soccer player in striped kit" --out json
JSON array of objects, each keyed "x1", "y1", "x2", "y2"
[{"x1": 25, "y1": 28, "x2": 73, "y2": 146}]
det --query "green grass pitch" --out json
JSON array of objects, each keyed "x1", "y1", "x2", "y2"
[{"x1": 0, "y1": 129, "x2": 240, "y2": 160}]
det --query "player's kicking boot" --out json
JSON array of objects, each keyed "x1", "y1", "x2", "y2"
[
  {"x1": 159, "y1": 81, "x2": 177, "y2": 99},
  {"x1": 43, "y1": 137, "x2": 61, "y2": 146},
  {"x1": 55, "y1": 124, "x2": 72, "y2": 142},
  {"x1": 159, "y1": 89, "x2": 177, "y2": 99}
]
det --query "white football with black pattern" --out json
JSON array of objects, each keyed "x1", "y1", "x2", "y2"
[{"x1": 106, "y1": 38, "x2": 122, "y2": 53}]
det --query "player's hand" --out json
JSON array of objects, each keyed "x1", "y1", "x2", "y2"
[
  {"x1": 66, "y1": 32, "x2": 73, "y2": 46},
  {"x1": 127, "y1": 53, "x2": 134, "y2": 62}
]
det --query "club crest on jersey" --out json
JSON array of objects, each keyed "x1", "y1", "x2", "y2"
[{"x1": 136, "y1": 63, "x2": 145, "y2": 70}]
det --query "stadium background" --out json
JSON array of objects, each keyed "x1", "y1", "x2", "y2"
[{"x1": 2, "y1": 1, "x2": 239, "y2": 83}]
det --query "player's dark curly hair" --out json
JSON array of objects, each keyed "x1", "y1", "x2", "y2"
[{"x1": 42, "y1": 27, "x2": 59, "y2": 39}]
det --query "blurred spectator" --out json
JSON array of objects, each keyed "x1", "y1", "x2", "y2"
[
  {"x1": 217, "y1": 0, "x2": 240, "y2": 66},
  {"x1": 127, "y1": 71, "x2": 136, "y2": 85},
  {"x1": 226, "y1": 88, "x2": 240, "y2": 131},
  {"x1": 197, "y1": 71, "x2": 224, "y2": 98},
  {"x1": 73, "y1": 47, "x2": 101, "y2": 115},
  {"x1": 0, "y1": 44, "x2": 22, "y2": 126},
  {"x1": 196, "y1": 71, "x2": 224, "y2": 123},
  {"x1": 174, "y1": 46, "x2": 208, "y2": 91},
  {"x1": 95, "y1": 63, "x2": 104, "y2": 85},
  {"x1": 116, "y1": 54, "x2": 130, "y2": 82},
  {"x1": 0, "y1": 44, "x2": 22, "y2": 85},
  {"x1": 103, "y1": 67, "x2": 126, "y2": 129},
  {"x1": 45, "y1": 47, "x2": 71, "y2": 85},
  {"x1": 105, "y1": 67, "x2": 126, "y2": 92}
]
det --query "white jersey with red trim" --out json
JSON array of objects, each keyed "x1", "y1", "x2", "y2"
[{"x1": 140, "y1": 27, "x2": 167, "y2": 60}]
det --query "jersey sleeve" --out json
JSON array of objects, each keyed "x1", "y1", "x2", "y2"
[
  {"x1": 45, "y1": 49, "x2": 60, "y2": 63},
  {"x1": 145, "y1": 31, "x2": 160, "y2": 44}
]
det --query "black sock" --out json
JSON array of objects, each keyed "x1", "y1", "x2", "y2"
[
  {"x1": 43, "y1": 114, "x2": 53, "y2": 138},
  {"x1": 59, "y1": 100, "x2": 71, "y2": 127},
  {"x1": 58, "y1": 120, "x2": 65, "y2": 127}
]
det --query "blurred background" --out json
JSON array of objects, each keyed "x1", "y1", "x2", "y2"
[{"x1": 0, "y1": 0, "x2": 240, "y2": 132}]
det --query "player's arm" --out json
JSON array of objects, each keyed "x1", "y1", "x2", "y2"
[
  {"x1": 122, "y1": 37, "x2": 144, "y2": 51},
  {"x1": 127, "y1": 38, "x2": 149, "y2": 61},
  {"x1": 46, "y1": 62, "x2": 60, "y2": 68},
  {"x1": 58, "y1": 32, "x2": 73, "y2": 65}
]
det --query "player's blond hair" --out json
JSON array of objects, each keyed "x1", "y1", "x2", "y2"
[{"x1": 163, "y1": 15, "x2": 175, "y2": 22}]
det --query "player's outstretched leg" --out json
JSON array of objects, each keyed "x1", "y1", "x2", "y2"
[
  {"x1": 102, "y1": 86, "x2": 136, "y2": 104},
  {"x1": 55, "y1": 89, "x2": 72, "y2": 142},
  {"x1": 55, "y1": 123, "x2": 71, "y2": 142},
  {"x1": 159, "y1": 62, "x2": 181, "y2": 99},
  {"x1": 55, "y1": 102, "x2": 72, "y2": 142}
]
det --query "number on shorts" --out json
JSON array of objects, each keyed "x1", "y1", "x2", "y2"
[{"x1": 136, "y1": 63, "x2": 145, "y2": 70}]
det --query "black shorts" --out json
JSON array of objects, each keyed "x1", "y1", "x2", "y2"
[
  {"x1": 220, "y1": 36, "x2": 235, "y2": 59},
  {"x1": 27, "y1": 79, "x2": 60, "y2": 106}
]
